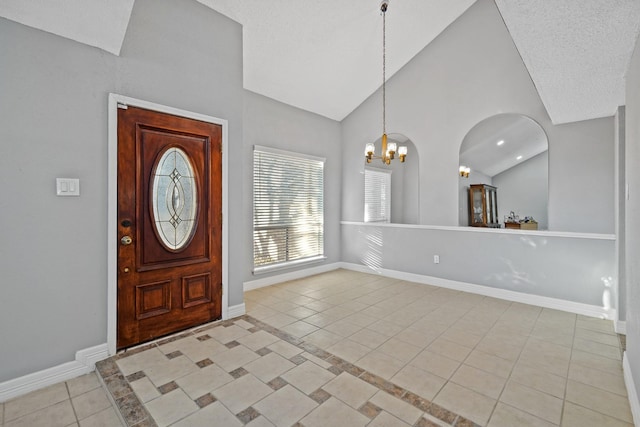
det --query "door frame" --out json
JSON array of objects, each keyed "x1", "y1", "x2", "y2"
[{"x1": 107, "y1": 93, "x2": 229, "y2": 356}]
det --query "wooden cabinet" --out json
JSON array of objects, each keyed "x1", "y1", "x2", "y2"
[{"x1": 468, "y1": 184, "x2": 499, "y2": 228}]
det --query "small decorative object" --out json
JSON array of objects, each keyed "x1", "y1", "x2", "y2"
[
  {"x1": 505, "y1": 211, "x2": 518, "y2": 224},
  {"x1": 504, "y1": 212, "x2": 538, "y2": 230}
]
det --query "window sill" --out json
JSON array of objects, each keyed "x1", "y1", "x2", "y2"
[{"x1": 253, "y1": 256, "x2": 327, "y2": 275}]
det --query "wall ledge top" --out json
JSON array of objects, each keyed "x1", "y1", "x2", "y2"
[{"x1": 340, "y1": 221, "x2": 615, "y2": 241}]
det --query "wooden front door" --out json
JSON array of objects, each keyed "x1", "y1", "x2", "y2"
[{"x1": 117, "y1": 106, "x2": 222, "y2": 349}]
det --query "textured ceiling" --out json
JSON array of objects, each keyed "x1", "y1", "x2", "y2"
[
  {"x1": 1, "y1": 1, "x2": 640, "y2": 124},
  {"x1": 496, "y1": 0, "x2": 640, "y2": 125}
]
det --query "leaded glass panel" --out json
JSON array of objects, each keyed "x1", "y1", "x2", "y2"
[{"x1": 151, "y1": 147, "x2": 198, "y2": 251}]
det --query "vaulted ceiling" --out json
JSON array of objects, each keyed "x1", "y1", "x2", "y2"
[{"x1": 1, "y1": 0, "x2": 639, "y2": 124}]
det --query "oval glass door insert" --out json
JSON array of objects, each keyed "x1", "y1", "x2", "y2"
[{"x1": 151, "y1": 147, "x2": 198, "y2": 251}]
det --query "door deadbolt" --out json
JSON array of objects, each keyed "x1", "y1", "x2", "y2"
[{"x1": 120, "y1": 235, "x2": 133, "y2": 246}]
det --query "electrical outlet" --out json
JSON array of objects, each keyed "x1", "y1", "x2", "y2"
[{"x1": 434, "y1": 255, "x2": 440, "y2": 264}]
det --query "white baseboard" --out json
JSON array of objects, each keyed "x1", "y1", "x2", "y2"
[
  {"x1": 339, "y1": 262, "x2": 617, "y2": 320},
  {"x1": 227, "y1": 303, "x2": 246, "y2": 319},
  {"x1": 623, "y1": 352, "x2": 640, "y2": 427},
  {"x1": 244, "y1": 262, "x2": 341, "y2": 292},
  {"x1": 0, "y1": 343, "x2": 109, "y2": 402},
  {"x1": 616, "y1": 321, "x2": 627, "y2": 335}
]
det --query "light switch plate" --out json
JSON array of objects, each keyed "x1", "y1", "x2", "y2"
[{"x1": 56, "y1": 178, "x2": 80, "y2": 196}]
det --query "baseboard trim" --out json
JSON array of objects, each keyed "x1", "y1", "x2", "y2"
[
  {"x1": 244, "y1": 262, "x2": 342, "y2": 291},
  {"x1": 0, "y1": 343, "x2": 109, "y2": 402},
  {"x1": 616, "y1": 321, "x2": 627, "y2": 335},
  {"x1": 228, "y1": 303, "x2": 246, "y2": 319},
  {"x1": 339, "y1": 262, "x2": 616, "y2": 320},
  {"x1": 623, "y1": 352, "x2": 640, "y2": 426}
]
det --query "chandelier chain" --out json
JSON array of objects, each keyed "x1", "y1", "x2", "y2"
[
  {"x1": 382, "y1": 7, "x2": 386, "y2": 135},
  {"x1": 365, "y1": 1, "x2": 407, "y2": 165}
]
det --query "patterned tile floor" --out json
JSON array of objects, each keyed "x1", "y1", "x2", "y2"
[
  {"x1": 2, "y1": 269, "x2": 633, "y2": 426},
  {"x1": 97, "y1": 314, "x2": 478, "y2": 427}
]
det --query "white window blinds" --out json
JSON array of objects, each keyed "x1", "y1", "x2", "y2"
[
  {"x1": 253, "y1": 146, "x2": 325, "y2": 271},
  {"x1": 364, "y1": 168, "x2": 391, "y2": 223}
]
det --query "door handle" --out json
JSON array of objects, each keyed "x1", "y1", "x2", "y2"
[{"x1": 121, "y1": 235, "x2": 133, "y2": 246}]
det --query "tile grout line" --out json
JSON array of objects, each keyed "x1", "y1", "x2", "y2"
[
  {"x1": 558, "y1": 311, "x2": 578, "y2": 427},
  {"x1": 489, "y1": 305, "x2": 547, "y2": 426},
  {"x1": 567, "y1": 319, "x2": 634, "y2": 425},
  {"x1": 2, "y1": 381, "x2": 77, "y2": 426},
  {"x1": 241, "y1": 314, "x2": 480, "y2": 427},
  {"x1": 429, "y1": 297, "x2": 512, "y2": 426},
  {"x1": 449, "y1": 300, "x2": 519, "y2": 427},
  {"x1": 98, "y1": 314, "x2": 481, "y2": 427},
  {"x1": 64, "y1": 381, "x2": 80, "y2": 425}
]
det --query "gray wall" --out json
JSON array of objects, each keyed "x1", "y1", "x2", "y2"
[
  {"x1": 365, "y1": 138, "x2": 420, "y2": 225},
  {"x1": 624, "y1": 30, "x2": 640, "y2": 409},
  {"x1": 389, "y1": 143, "x2": 420, "y2": 224},
  {"x1": 493, "y1": 151, "x2": 548, "y2": 230},
  {"x1": 0, "y1": 0, "x2": 243, "y2": 382},
  {"x1": 547, "y1": 118, "x2": 614, "y2": 234},
  {"x1": 342, "y1": 223, "x2": 615, "y2": 309},
  {"x1": 341, "y1": 0, "x2": 614, "y2": 234},
  {"x1": 242, "y1": 91, "x2": 342, "y2": 281}
]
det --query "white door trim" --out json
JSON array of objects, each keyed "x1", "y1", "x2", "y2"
[{"x1": 107, "y1": 94, "x2": 229, "y2": 356}]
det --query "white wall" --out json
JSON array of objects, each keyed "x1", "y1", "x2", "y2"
[
  {"x1": 242, "y1": 91, "x2": 342, "y2": 281},
  {"x1": 389, "y1": 141, "x2": 420, "y2": 224},
  {"x1": 342, "y1": 223, "x2": 615, "y2": 312},
  {"x1": 0, "y1": 0, "x2": 243, "y2": 382},
  {"x1": 493, "y1": 151, "x2": 548, "y2": 230},
  {"x1": 341, "y1": 0, "x2": 614, "y2": 234},
  {"x1": 547, "y1": 118, "x2": 614, "y2": 234},
  {"x1": 624, "y1": 29, "x2": 640, "y2": 414}
]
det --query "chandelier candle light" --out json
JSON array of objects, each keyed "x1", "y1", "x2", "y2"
[{"x1": 365, "y1": 0, "x2": 407, "y2": 165}]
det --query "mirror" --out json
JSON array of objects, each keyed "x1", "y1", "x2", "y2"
[
  {"x1": 459, "y1": 114, "x2": 548, "y2": 229},
  {"x1": 364, "y1": 133, "x2": 419, "y2": 224}
]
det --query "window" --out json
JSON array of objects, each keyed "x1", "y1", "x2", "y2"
[
  {"x1": 364, "y1": 168, "x2": 391, "y2": 223},
  {"x1": 253, "y1": 146, "x2": 325, "y2": 271}
]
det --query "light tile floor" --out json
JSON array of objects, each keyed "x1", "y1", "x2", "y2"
[
  {"x1": 3, "y1": 269, "x2": 632, "y2": 427},
  {"x1": 1, "y1": 372, "x2": 125, "y2": 427}
]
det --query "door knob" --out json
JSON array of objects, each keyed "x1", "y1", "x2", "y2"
[{"x1": 121, "y1": 235, "x2": 133, "y2": 246}]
